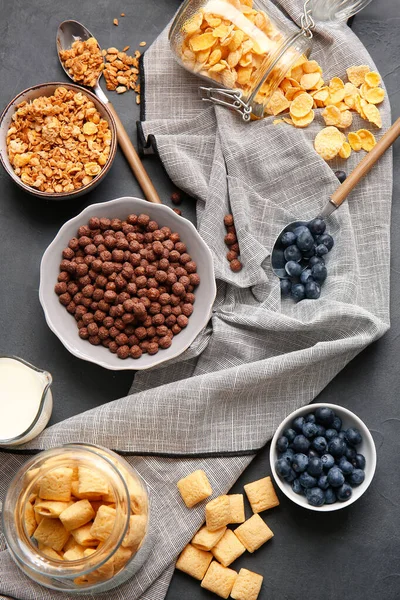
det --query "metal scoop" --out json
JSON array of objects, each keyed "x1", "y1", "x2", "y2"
[
  {"x1": 56, "y1": 20, "x2": 162, "y2": 204},
  {"x1": 271, "y1": 117, "x2": 400, "y2": 278}
]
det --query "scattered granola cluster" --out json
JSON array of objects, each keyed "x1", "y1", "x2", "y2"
[
  {"x1": 59, "y1": 38, "x2": 104, "y2": 88},
  {"x1": 6, "y1": 87, "x2": 112, "y2": 193},
  {"x1": 102, "y1": 47, "x2": 141, "y2": 101}
]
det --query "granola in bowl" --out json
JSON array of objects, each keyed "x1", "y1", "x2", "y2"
[{"x1": 1, "y1": 83, "x2": 117, "y2": 197}]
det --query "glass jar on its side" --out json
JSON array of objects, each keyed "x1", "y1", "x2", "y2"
[
  {"x1": 2, "y1": 444, "x2": 152, "y2": 593},
  {"x1": 169, "y1": 0, "x2": 312, "y2": 119}
]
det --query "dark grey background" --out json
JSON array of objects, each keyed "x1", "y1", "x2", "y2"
[{"x1": 0, "y1": 1, "x2": 399, "y2": 599}]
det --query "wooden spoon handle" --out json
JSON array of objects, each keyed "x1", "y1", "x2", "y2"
[
  {"x1": 330, "y1": 117, "x2": 400, "y2": 208},
  {"x1": 107, "y1": 102, "x2": 162, "y2": 204}
]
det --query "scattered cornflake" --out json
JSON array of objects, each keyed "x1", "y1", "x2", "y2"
[
  {"x1": 139, "y1": 41, "x2": 147, "y2": 47},
  {"x1": 121, "y1": 13, "x2": 125, "y2": 17},
  {"x1": 339, "y1": 142, "x2": 351, "y2": 159},
  {"x1": 113, "y1": 18, "x2": 119, "y2": 26},
  {"x1": 348, "y1": 132, "x2": 362, "y2": 151},
  {"x1": 314, "y1": 127, "x2": 345, "y2": 161},
  {"x1": 357, "y1": 129, "x2": 376, "y2": 151},
  {"x1": 365, "y1": 71, "x2": 380, "y2": 88},
  {"x1": 273, "y1": 118, "x2": 284, "y2": 125},
  {"x1": 136, "y1": 95, "x2": 140, "y2": 104},
  {"x1": 346, "y1": 65, "x2": 370, "y2": 87},
  {"x1": 123, "y1": 46, "x2": 130, "y2": 52}
]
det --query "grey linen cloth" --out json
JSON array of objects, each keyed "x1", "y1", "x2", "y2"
[{"x1": 0, "y1": 0, "x2": 392, "y2": 598}]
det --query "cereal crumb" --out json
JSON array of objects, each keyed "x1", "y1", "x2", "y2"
[
  {"x1": 139, "y1": 41, "x2": 146, "y2": 47},
  {"x1": 113, "y1": 18, "x2": 119, "y2": 26},
  {"x1": 123, "y1": 45, "x2": 130, "y2": 52},
  {"x1": 136, "y1": 95, "x2": 140, "y2": 104},
  {"x1": 120, "y1": 13, "x2": 125, "y2": 17}
]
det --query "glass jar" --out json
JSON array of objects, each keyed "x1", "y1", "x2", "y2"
[
  {"x1": 2, "y1": 444, "x2": 152, "y2": 593},
  {"x1": 169, "y1": 0, "x2": 371, "y2": 120}
]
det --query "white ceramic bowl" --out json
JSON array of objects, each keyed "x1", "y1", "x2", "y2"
[
  {"x1": 270, "y1": 403, "x2": 376, "y2": 512},
  {"x1": 0, "y1": 82, "x2": 117, "y2": 200},
  {"x1": 39, "y1": 196, "x2": 216, "y2": 370}
]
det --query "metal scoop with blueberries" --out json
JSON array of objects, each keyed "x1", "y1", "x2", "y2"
[{"x1": 271, "y1": 117, "x2": 400, "y2": 301}]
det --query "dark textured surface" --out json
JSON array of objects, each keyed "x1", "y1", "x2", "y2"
[{"x1": 0, "y1": 1, "x2": 399, "y2": 599}]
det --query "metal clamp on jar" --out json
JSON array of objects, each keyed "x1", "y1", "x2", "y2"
[{"x1": 169, "y1": 0, "x2": 372, "y2": 120}]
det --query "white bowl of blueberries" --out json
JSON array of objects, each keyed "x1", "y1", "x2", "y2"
[{"x1": 270, "y1": 404, "x2": 376, "y2": 511}]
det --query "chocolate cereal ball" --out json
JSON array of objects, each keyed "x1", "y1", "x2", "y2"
[{"x1": 230, "y1": 259, "x2": 243, "y2": 272}]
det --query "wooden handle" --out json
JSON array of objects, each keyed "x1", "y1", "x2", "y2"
[
  {"x1": 331, "y1": 117, "x2": 400, "y2": 208},
  {"x1": 107, "y1": 102, "x2": 162, "y2": 204}
]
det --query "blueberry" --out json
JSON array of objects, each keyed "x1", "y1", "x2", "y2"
[
  {"x1": 292, "y1": 478, "x2": 303, "y2": 495},
  {"x1": 328, "y1": 436, "x2": 346, "y2": 457},
  {"x1": 305, "y1": 280, "x2": 321, "y2": 300},
  {"x1": 305, "y1": 413, "x2": 316, "y2": 424},
  {"x1": 284, "y1": 468, "x2": 297, "y2": 483},
  {"x1": 318, "y1": 474, "x2": 329, "y2": 490},
  {"x1": 308, "y1": 217, "x2": 326, "y2": 236},
  {"x1": 284, "y1": 245, "x2": 302, "y2": 262},
  {"x1": 315, "y1": 244, "x2": 329, "y2": 256},
  {"x1": 299, "y1": 472, "x2": 318, "y2": 489},
  {"x1": 308, "y1": 256, "x2": 325, "y2": 268},
  {"x1": 292, "y1": 453, "x2": 309, "y2": 473},
  {"x1": 345, "y1": 427, "x2": 363, "y2": 446},
  {"x1": 354, "y1": 453, "x2": 366, "y2": 470},
  {"x1": 317, "y1": 233, "x2": 334, "y2": 251},
  {"x1": 296, "y1": 229, "x2": 315, "y2": 252},
  {"x1": 283, "y1": 428, "x2": 297, "y2": 443},
  {"x1": 285, "y1": 261, "x2": 302, "y2": 277},
  {"x1": 292, "y1": 435, "x2": 310, "y2": 454},
  {"x1": 276, "y1": 436, "x2": 289, "y2": 453},
  {"x1": 306, "y1": 487, "x2": 325, "y2": 507},
  {"x1": 293, "y1": 225, "x2": 309, "y2": 237},
  {"x1": 312, "y1": 436, "x2": 328, "y2": 454},
  {"x1": 324, "y1": 487, "x2": 337, "y2": 504},
  {"x1": 315, "y1": 424, "x2": 326, "y2": 437},
  {"x1": 337, "y1": 483, "x2": 353, "y2": 502},
  {"x1": 345, "y1": 446, "x2": 357, "y2": 461},
  {"x1": 291, "y1": 283, "x2": 306, "y2": 302},
  {"x1": 292, "y1": 416, "x2": 306, "y2": 432},
  {"x1": 300, "y1": 269, "x2": 313, "y2": 284},
  {"x1": 280, "y1": 278, "x2": 292, "y2": 297},
  {"x1": 338, "y1": 431, "x2": 346, "y2": 440},
  {"x1": 338, "y1": 457, "x2": 354, "y2": 475},
  {"x1": 279, "y1": 449, "x2": 295, "y2": 464},
  {"x1": 321, "y1": 454, "x2": 335, "y2": 470},
  {"x1": 348, "y1": 469, "x2": 365, "y2": 486},
  {"x1": 332, "y1": 416, "x2": 342, "y2": 431},
  {"x1": 302, "y1": 422, "x2": 318, "y2": 438},
  {"x1": 281, "y1": 231, "x2": 297, "y2": 247},
  {"x1": 327, "y1": 466, "x2": 345, "y2": 487},
  {"x1": 325, "y1": 428, "x2": 337, "y2": 441},
  {"x1": 275, "y1": 458, "x2": 292, "y2": 478},
  {"x1": 315, "y1": 407, "x2": 335, "y2": 427},
  {"x1": 311, "y1": 264, "x2": 327, "y2": 283},
  {"x1": 334, "y1": 170, "x2": 347, "y2": 183},
  {"x1": 308, "y1": 457, "x2": 323, "y2": 476},
  {"x1": 308, "y1": 449, "x2": 320, "y2": 459},
  {"x1": 302, "y1": 245, "x2": 317, "y2": 259}
]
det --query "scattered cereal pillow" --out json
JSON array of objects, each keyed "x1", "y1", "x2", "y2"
[
  {"x1": 234, "y1": 514, "x2": 274, "y2": 553},
  {"x1": 205, "y1": 495, "x2": 231, "y2": 531},
  {"x1": 201, "y1": 561, "x2": 237, "y2": 599},
  {"x1": 191, "y1": 525, "x2": 227, "y2": 552},
  {"x1": 176, "y1": 543, "x2": 213, "y2": 580},
  {"x1": 228, "y1": 494, "x2": 246, "y2": 524},
  {"x1": 243, "y1": 476, "x2": 280, "y2": 514},
  {"x1": 231, "y1": 568, "x2": 264, "y2": 600},
  {"x1": 177, "y1": 470, "x2": 212, "y2": 508},
  {"x1": 211, "y1": 529, "x2": 246, "y2": 567}
]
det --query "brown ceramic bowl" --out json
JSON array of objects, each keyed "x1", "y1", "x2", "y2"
[{"x1": 0, "y1": 82, "x2": 117, "y2": 200}]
